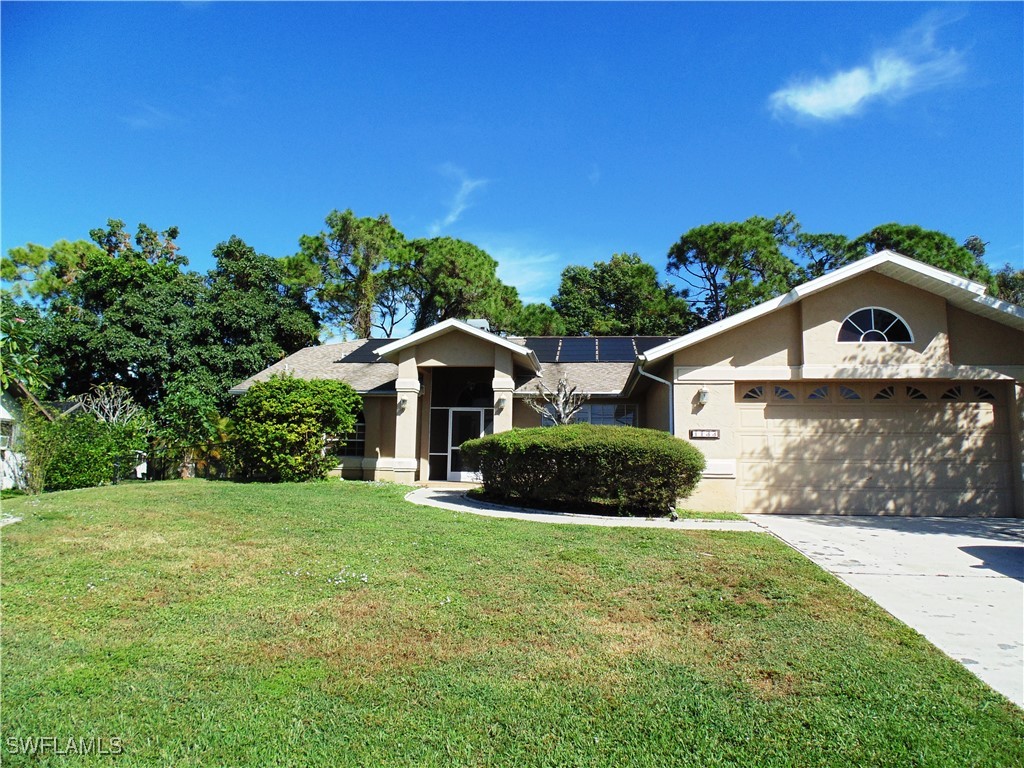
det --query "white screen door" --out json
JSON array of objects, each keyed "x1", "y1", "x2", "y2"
[{"x1": 448, "y1": 408, "x2": 488, "y2": 482}]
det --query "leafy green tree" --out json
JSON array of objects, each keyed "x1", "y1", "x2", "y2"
[
  {"x1": 411, "y1": 237, "x2": 517, "y2": 331},
  {"x1": 231, "y1": 375, "x2": 362, "y2": 482},
  {"x1": 153, "y1": 374, "x2": 231, "y2": 479},
  {"x1": 44, "y1": 233, "x2": 202, "y2": 404},
  {"x1": 1, "y1": 239, "x2": 105, "y2": 302},
  {"x1": 295, "y1": 209, "x2": 413, "y2": 338},
  {"x1": 196, "y1": 236, "x2": 320, "y2": 400},
  {"x1": 793, "y1": 232, "x2": 855, "y2": 280},
  {"x1": 666, "y1": 213, "x2": 799, "y2": 326},
  {"x1": 508, "y1": 302, "x2": 567, "y2": 336},
  {"x1": 7, "y1": 225, "x2": 321, "y2": 416},
  {"x1": 553, "y1": 253, "x2": 693, "y2": 335},
  {"x1": 0, "y1": 296, "x2": 50, "y2": 393},
  {"x1": 994, "y1": 264, "x2": 1024, "y2": 306},
  {"x1": 850, "y1": 223, "x2": 993, "y2": 286}
]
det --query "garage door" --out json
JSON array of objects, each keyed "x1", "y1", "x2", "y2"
[{"x1": 736, "y1": 381, "x2": 1014, "y2": 516}]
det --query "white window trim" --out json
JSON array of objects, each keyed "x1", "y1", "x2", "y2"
[{"x1": 838, "y1": 306, "x2": 915, "y2": 344}]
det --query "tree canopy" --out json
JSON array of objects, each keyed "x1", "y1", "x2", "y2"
[
  {"x1": 292, "y1": 209, "x2": 414, "y2": 338},
  {"x1": 552, "y1": 253, "x2": 693, "y2": 336},
  {"x1": 411, "y1": 237, "x2": 517, "y2": 332},
  {"x1": 667, "y1": 213, "x2": 1000, "y2": 326}
]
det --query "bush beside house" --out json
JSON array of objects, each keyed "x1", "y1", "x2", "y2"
[
  {"x1": 461, "y1": 424, "x2": 706, "y2": 516},
  {"x1": 231, "y1": 374, "x2": 362, "y2": 482},
  {"x1": 20, "y1": 410, "x2": 149, "y2": 493}
]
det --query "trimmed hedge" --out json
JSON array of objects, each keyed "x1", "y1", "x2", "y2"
[{"x1": 461, "y1": 424, "x2": 706, "y2": 516}]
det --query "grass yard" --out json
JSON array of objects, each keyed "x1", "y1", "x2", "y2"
[{"x1": 1, "y1": 481, "x2": 1021, "y2": 767}]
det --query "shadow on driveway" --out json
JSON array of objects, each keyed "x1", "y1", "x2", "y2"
[
  {"x1": 960, "y1": 545, "x2": 1024, "y2": 582},
  {"x1": 755, "y1": 515, "x2": 1024, "y2": 543}
]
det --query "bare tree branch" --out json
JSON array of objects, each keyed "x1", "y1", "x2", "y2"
[
  {"x1": 75, "y1": 383, "x2": 145, "y2": 425},
  {"x1": 523, "y1": 374, "x2": 589, "y2": 425}
]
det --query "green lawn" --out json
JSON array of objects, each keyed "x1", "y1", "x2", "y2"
[{"x1": 2, "y1": 481, "x2": 1021, "y2": 767}]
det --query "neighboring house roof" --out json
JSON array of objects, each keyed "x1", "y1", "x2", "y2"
[
  {"x1": 639, "y1": 250, "x2": 1024, "y2": 365},
  {"x1": 45, "y1": 400, "x2": 84, "y2": 417},
  {"x1": 2, "y1": 380, "x2": 56, "y2": 421}
]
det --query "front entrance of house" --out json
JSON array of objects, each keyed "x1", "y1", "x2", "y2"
[
  {"x1": 427, "y1": 368, "x2": 496, "y2": 482},
  {"x1": 428, "y1": 407, "x2": 495, "y2": 481}
]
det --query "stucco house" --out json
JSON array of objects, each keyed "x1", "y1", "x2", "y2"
[{"x1": 232, "y1": 251, "x2": 1024, "y2": 516}]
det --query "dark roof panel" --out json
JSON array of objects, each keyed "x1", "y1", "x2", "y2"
[
  {"x1": 558, "y1": 337, "x2": 598, "y2": 362},
  {"x1": 597, "y1": 337, "x2": 636, "y2": 362},
  {"x1": 522, "y1": 337, "x2": 561, "y2": 362},
  {"x1": 634, "y1": 337, "x2": 674, "y2": 354},
  {"x1": 337, "y1": 338, "x2": 393, "y2": 363}
]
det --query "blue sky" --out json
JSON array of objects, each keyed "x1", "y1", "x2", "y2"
[{"x1": 3, "y1": 2, "x2": 1022, "y2": 310}]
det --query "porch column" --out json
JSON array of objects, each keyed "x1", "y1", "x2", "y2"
[
  {"x1": 393, "y1": 348, "x2": 420, "y2": 484},
  {"x1": 493, "y1": 348, "x2": 515, "y2": 434}
]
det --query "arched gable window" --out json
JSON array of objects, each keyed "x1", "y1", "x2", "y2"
[{"x1": 838, "y1": 307, "x2": 913, "y2": 343}]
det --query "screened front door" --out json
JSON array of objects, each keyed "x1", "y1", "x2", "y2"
[{"x1": 448, "y1": 408, "x2": 489, "y2": 482}]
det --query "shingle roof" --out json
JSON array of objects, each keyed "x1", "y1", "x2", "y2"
[
  {"x1": 514, "y1": 363, "x2": 636, "y2": 396},
  {"x1": 229, "y1": 340, "x2": 399, "y2": 395},
  {"x1": 231, "y1": 338, "x2": 642, "y2": 397}
]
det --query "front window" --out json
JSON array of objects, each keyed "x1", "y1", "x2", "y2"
[
  {"x1": 542, "y1": 403, "x2": 637, "y2": 427},
  {"x1": 334, "y1": 411, "x2": 366, "y2": 457}
]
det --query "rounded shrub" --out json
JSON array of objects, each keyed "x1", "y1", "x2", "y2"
[
  {"x1": 232, "y1": 374, "x2": 362, "y2": 482},
  {"x1": 461, "y1": 424, "x2": 706, "y2": 516}
]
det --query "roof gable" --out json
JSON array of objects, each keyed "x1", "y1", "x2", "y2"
[
  {"x1": 375, "y1": 319, "x2": 541, "y2": 372},
  {"x1": 640, "y1": 251, "x2": 1024, "y2": 365}
]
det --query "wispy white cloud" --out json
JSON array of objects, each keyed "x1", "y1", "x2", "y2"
[
  {"x1": 485, "y1": 241, "x2": 563, "y2": 305},
  {"x1": 120, "y1": 103, "x2": 183, "y2": 130},
  {"x1": 770, "y1": 13, "x2": 966, "y2": 121},
  {"x1": 429, "y1": 164, "x2": 488, "y2": 236}
]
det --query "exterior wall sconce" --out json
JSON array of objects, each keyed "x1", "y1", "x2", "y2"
[
  {"x1": 496, "y1": 395, "x2": 508, "y2": 412},
  {"x1": 698, "y1": 386, "x2": 710, "y2": 405},
  {"x1": 397, "y1": 395, "x2": 408, "y2": 413}
]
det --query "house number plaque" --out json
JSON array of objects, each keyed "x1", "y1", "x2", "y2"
[{"x1": 689, "y1": 429, "x2": 720, "y2": 440}]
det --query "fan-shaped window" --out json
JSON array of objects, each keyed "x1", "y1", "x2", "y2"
[
  {"x1": 941, "y1": 386, "x2": 962, "y2": 401},
  {"x1": 838, "y1": 308, "x2": 913, "y2": 343},
  {"x1": 773, "y1": 385, "x2": 796, "y2": 401},
  {"x1": 742, "y1": 385, "x2": 765, "y2": 401},
  {"x1": 974, "y1": 386, "x2": 996, "y2": 402},
  {"x1": 839, "y1": 385, "x2": 861, "y2": 401},
  {"x1": 906, "y1": 385, "x2": 928, "y2": 400},
  {"x1": 807, "y1": 385, "x2": 830, "y2": 401},
  {"x1": 873, "y1": 385, "x2": 896, "y2": 401}
]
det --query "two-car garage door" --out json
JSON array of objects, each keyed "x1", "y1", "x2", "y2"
[{"x1": 736, "y1": 381, "x2": 1014, "y2": 516}]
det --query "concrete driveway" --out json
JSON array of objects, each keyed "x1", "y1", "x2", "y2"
[{"x1": 750, "y1": 515, "x2": 1024, "y2": 707}]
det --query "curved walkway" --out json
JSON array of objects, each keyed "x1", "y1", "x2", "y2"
[{"x1": 405, "y1": 488, "x2": 760, "y2": 531}]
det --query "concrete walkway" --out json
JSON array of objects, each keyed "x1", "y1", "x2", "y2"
[
  {"x1": 405, "y1": 488, "x2": 760, "y2": 531},
  {"x1": 749, "y1": 515, "x2": 1024, "y2": 708}
]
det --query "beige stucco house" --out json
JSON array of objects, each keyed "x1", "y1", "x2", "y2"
[{"x1": 232, "y1": 251, "x2": 1024, "y2": 516}]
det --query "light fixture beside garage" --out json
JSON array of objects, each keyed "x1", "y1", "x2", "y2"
[{"x1": 698, "y1": 386, "x2": 710, "y2": 405}]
